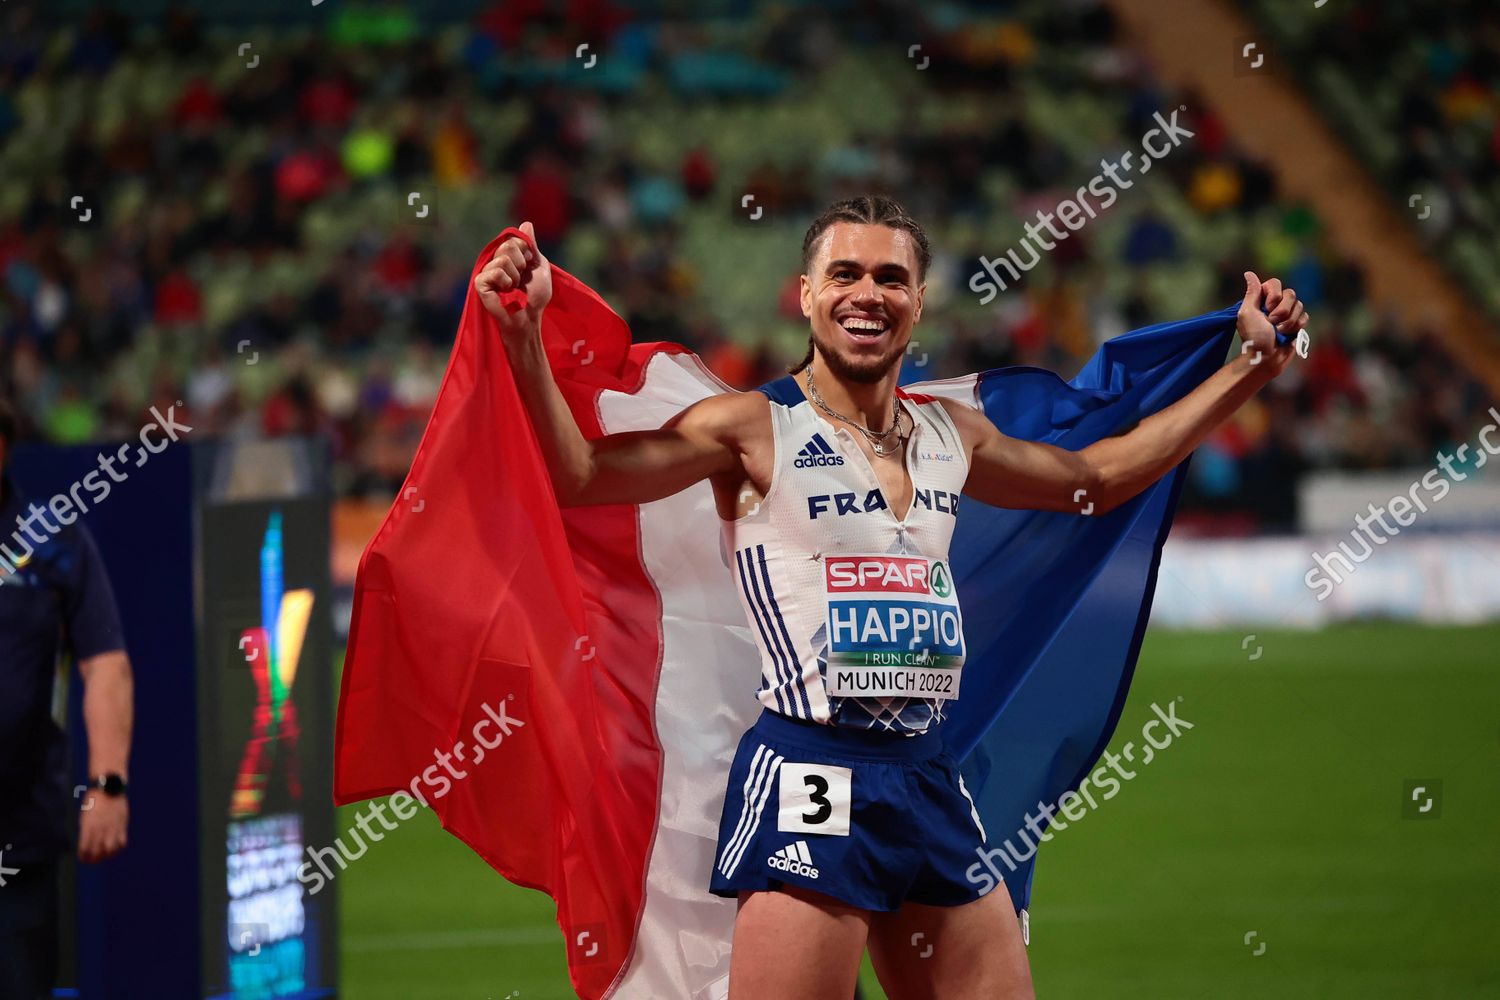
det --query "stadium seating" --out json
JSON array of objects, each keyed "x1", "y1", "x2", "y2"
[
  {"x1": 1, "y1": 0, "x2": 1492, "y2": 529},
  {"x1": 1249, "y1": 0, "x2": 1500, "y2": 320}
]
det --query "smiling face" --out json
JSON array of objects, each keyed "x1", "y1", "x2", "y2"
[{"x1": 800, "y1": 222, "x2": 926, "y2": 385}]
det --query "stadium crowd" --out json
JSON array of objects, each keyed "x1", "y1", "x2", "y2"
[
  {"x1": 0, "y1": 0, "x2": 1492, "y2": 529},
  {"x1": 1251, "y1": 0, "x2": 1500, "y2": 322}
]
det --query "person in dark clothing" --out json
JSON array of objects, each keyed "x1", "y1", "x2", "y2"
[{"x1": 0, "y1": 396, "x2": 134, "y2": 1000}]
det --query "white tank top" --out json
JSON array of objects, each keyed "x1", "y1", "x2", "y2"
[{"x1": 718, "y1": 374, "x2": 972, "y2": 734}]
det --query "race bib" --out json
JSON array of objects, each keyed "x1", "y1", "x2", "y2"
[
  {"x1": 777, "y1": 762, "x2": 852, "y2": 835},
  {"x1": 822, "y1": 553, "x2": 964, "y2": 700}
]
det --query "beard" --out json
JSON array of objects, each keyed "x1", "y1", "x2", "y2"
[{"x1": 810, "y1": 324, "x2": 905, "y2": 385}]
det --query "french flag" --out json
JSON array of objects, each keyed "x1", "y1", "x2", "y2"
[{"x1": 334, "y1": 227, "x2": 1240, "y2": 998}]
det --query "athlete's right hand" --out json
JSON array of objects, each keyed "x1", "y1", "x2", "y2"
[{"x1": 476, "y1": 221, "x2": 552, "y2": 337}]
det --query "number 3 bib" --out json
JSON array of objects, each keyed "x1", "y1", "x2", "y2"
[{"x1": 821, "y1": 553, "x2": 965, "y2": 700}]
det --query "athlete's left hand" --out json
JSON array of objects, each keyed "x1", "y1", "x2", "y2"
[{"x1": 1236, "y1": 271, "x2": 1308, "y2": 377}]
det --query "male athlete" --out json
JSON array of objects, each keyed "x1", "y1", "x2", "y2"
[{"x1": 477, "y1": 197, "x2": 1307, "y2": 999}]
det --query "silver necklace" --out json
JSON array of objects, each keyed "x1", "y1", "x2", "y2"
[{"x1": 805, "y1": 368, "x2": 907, "y2": 457}]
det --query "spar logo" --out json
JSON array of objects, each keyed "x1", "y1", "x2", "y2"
[
  {"x1": 930, "y1": 561, "x2": 952, "y2": 598},
  {"x1": 826, "y1": 555, "x2": 932, "y2": 594},
  {"x1": 794, "y1": 433, "x2": 844, "y2": 468}
]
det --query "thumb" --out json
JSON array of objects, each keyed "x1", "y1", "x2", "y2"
[
  {"x1": 520, "y1": 220, "x2": 537, "y2": 251},
  {"x1": 1241, "y1": 270, "x2": 1262, "y2": 312}
]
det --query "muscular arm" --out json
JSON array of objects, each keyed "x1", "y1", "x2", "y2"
[
  {"x1": 478, "y1": 226, "x2": 745, "y2": 508},
  {"x1": 951, "y1": 350, "x2": 1274, "y2": 515},
  {"x1": 955, "y1": 271, "x2": 1307, "y2": 516},
  {"x1": 502, "y1": 330, "x2": 744, "y2": 507}
]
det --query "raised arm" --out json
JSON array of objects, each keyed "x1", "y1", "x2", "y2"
[
  {"x1": 475, "y1": 223, "x2": 744, "y2": 508},
  {"x1": 953, "y1": 272, "x2": 1308, "y2": 516}
]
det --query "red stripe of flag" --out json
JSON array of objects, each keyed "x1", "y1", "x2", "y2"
[{"x1": 335, "y1": 228, "x2": 673, "y2": 998}]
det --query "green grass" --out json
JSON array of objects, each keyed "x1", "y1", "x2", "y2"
[{"x1": 338, "y1": 624, "x2": 1500, "y2": 998}]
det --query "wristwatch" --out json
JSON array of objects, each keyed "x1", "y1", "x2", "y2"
[{"x1": 88, "y1": 773, "x2": 129, "y2": 797}]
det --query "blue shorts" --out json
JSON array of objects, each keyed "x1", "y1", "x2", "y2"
[{"x1": 708, "y1": 708, "x2": 996, "y2": 912}]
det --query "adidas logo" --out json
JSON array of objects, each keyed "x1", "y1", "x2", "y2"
[
  {"x1": 766, "y1": 840, "x2": 820, "y2": 879},
  {"x1": 794, "y1": 433, "x2": 844, "y2": 468}
]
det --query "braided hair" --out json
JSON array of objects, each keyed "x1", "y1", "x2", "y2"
[{"x1": 789, "y1": 195, "x2": 931, "y2": 374}]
